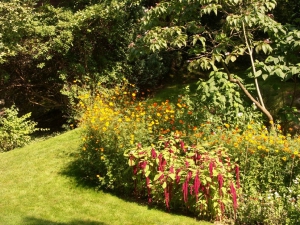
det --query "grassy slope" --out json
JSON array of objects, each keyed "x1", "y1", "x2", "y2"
[{"x1": 0, "y1": 129, "x2": 212, "y2": 225}]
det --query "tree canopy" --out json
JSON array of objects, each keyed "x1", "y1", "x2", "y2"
[{"x1": 0, "y1": 0, "x2": 299, "y2": 129}]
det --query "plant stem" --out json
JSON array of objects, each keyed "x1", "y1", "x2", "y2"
[{"x1": 242, "y1": 22, "x2": 266, "y2": 109}]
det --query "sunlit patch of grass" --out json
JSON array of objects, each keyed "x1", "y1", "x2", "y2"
[{"x1": 0, "y1": 129, "x2": 212, "y2": 225}]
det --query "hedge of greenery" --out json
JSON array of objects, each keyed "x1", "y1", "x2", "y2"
[{"x1": 75, "y1": 83, "x2": 300, "y2": 224}]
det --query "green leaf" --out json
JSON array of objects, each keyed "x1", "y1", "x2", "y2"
[
  {"x1": 254, "y1": 70, "x2": 262, "y2": 78},
  {"x1": 274, "y1": 68, "x2": 286, "y2": 79},
  {"x1": 144, "y1": 164, "x2": 149, "y2": 172},
  {"x1": 262, "y1": 74, "x2": 269, "y2": 80},
  {"x1": 145, "y1": 170, "x2": 151, "y2": 177},
  {"x1": 162, "y1": 181, "x2": 167, "y2": 189},
  {"x1": 291, "y1": 67, "x2": 299, "y2": 75},
  {"x1": 206, "y1": 177, "x2": 212, "y2": 182},
  {"x1": 230, "y1": 55, "x2": 237, "y2": 62},
  {"x1": 169, "y1": 173, "x2": 175, "y2": 180},
  {"x1": 128, "y1": 159, "x2": 135, "y2": 166},
  {"x1": 154, "y1": 173, "x2": 161, "y2": 181}
]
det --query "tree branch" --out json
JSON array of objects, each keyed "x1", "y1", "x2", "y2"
[{"x1": 222, "y1": 61, "x2": 274, "y2": 125}]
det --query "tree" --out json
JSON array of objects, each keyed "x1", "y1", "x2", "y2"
[
  {"x1": 0, "y1": 0, "x2": 143, "y2": 128},
  {"x1": 130, "y1": 0, "x2": 296, "y2": 126}
]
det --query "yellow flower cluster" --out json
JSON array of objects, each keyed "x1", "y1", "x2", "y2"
[
  {"x1": 78, "y1": 83, "x2": 300, "y2": 168},
  {"x1": 198, "y1": 122, "x2": 300, "y2": 162}
]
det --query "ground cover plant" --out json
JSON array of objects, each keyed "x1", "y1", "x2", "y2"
[{"x1": 0, "y1": 128, "x2": 212, "y2": 225}]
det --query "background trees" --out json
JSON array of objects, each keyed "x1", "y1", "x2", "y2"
[{"x1": 0, "y1": 0, "x2": 299, "y2": 131}]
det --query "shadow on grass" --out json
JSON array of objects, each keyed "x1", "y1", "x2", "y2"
[
  {"x1": 60, "y1": 156, "x2": 100, "y2": 189},
  {"x1": 60, "y1": 157, "x2": 204, "y2": 222},
  {"x1": 23, "y1": 217, "x2": 106, "y2": 225}
]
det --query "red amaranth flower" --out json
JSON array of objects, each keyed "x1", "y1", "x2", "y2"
[
  {"x1": 209, "y1": 161, "x2": 215, "y2": 178},
  {"x1": 185, "y1": 160, "x2": 189, "y2": 168},
  {"x1": 182, "y1": 179, "x2": 188, "y2": 203},
  {"x1": 230, "y1": 182, "x2": 238, "y2": 212},
  {"x1": 176, "y1": 169, "x2": 181, "y2": 183},
  {"x1": 220, "y1": 200, "x2": 225, "y2": 214},
  {"x1": 182, "y1": 171, "x2": 192, "y2": 203},
  {"x1": 169, "y1": 165, "x2": 174, "y2": 173},
  {"x1": 158, "y1": 153, "x2": 163, "y2": 171},
  {"x1": 159, "y1": 173, "x2": 164, "y2": 182},
  {"x1": 151, "y1": 148, "x2": 157, "y2": 159},
  {"x1": 187, "y1": 171, "x2": 192, "y2": 181},
  {"x1": 180, "y1": 140, "x2": 186, "y2": 152},
  {"x1": 133, "y1": 165, "x2": 138, "y2": 175},
  {"x1": 217, "y1": 174, "x2": 224, "y2": 196},
  {"x1": 194, "y1": 152, "x2": 202, "y2": 164},
  {"x1": 161, "y1": 158, "x2": 167, "y2": 171},
  {"x1": 139, "y1": 161, "x2": 147, "y2": 170},
  {"x1": 193, "y1": 172, "x2": 201, "y2": 201},
  {"x1": 164, "y1": 141, "x2": 169, "y2": 148}
]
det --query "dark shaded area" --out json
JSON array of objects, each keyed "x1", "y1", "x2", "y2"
[
  {"x1": 23, "y1": 217, "x2": 106, "y2": 225},
  {"x1": 60, "y1": 155, "x2": 99, "y2": 189},
  {"x1": 35, "y1": 108, "x2": 68, "y2": 133},
  {"x1": 60, "y1": 155, "x2": 204, "y2": 222}
]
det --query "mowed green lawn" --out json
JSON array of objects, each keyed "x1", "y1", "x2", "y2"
[{"x1": 0, "y1": 129, "x2": 212, "y2": 225}]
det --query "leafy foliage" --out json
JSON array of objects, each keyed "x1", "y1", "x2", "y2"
[
  {"x1": 0, "y1": 105, "x2": 38, "y2": 152},
  {"x1": 130, "y1": 0, "x2": 300, "y2": 126},
  {"x1": 0, "y1": 0, "x2": 143, "y2": 126},
  {"x1": 125, "y1": 134, "x2": 239, "y2": 221}
]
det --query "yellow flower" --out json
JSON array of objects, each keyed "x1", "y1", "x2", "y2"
[
  {"x1": 224, "y1": 124, "x2": 230, "y2": 128},
  {"x1": 282, "y1": 157, "x2": 287, "y2": 161},
  {"x1": 177, "y1": 103, "x2": 182, "y2": 108},
  {"x1": 101, "y1": 156, "x2": 105, "y2": 160}
]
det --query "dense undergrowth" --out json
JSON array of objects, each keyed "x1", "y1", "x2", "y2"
[{"x1": 74, "y1": 82, "x2": 300, "y2": 224}]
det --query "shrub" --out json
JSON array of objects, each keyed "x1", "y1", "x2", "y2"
[
  {"x1": 77, "y1": 82, "x2": 300, "y2": 223},
  {"x1": 125, "y1": 133, "x2": 240, "y2": 221},
  {"x1": 0, "y1": 105, "x2": 38, "y2": 152}
]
